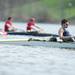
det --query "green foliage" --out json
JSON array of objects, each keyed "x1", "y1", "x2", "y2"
[{"x1": 3, "y1": 0, "x2": 75, "y2": 22}]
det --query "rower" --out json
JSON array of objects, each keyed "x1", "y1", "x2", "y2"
[
  {"x1": 26, "y1": 18, "x2": 43, "y2": 33},
  {"x1": 58, "y1": 19, "x2": 74, "y2": 42},
  {"x1": 4, "y1": 17, "x2": 16, "y2": 32}
]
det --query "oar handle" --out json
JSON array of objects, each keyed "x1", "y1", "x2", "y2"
[{"x1": 62, "y1": 36, "x2": 75, "y2": 39}]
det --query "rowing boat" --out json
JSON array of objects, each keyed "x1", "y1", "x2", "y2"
[
  {"x1": 0, "y1": 38, "x2": 75, "y2": 49},
  {"x1": 7, "y1": 31, "x2": 58, "y2": 37}
]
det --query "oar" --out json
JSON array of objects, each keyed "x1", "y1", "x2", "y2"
[
  {"x1": 50, "y1": 34, "x2": 75, "y2": 39},
  {"x1": 57, "y1": 36, "x2": 75, "y2": 40},
  {"x1": 56, "y1": 36, "x2": 75, "y2": 42},
  {"x1": 64, "y1": 36, "x2": 75, "y2": 41}
]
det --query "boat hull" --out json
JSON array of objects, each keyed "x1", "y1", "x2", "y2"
[
  {"x1": 0, "y1": 39, "x2": 75, "y2": 49},
  {"x1": 7, "y1": 32, "x2": 58, "y2": 37}
]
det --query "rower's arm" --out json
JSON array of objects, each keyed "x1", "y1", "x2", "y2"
[
  {"x1": 6, "y1": 24, "x2": 11, "y2": 28},
  {"x1": 35, "y1": 25, "x2": 44, "y2": 31},
  {"x1": 35, "y1": 25, "x2": 40, "y2": 29},
  {"x1": 58, "y1": 28, "x2": 64, "y2": 39},
  {"x1": 6, "y1": 22, "x2": 14, "y2": 28}
]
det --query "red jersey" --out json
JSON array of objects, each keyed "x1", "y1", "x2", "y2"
[
  {"x1": 27, "y1": 22, "x2": 35, "y2": 30},
  {"x1": 4, "y1": 20, "x2": 12, "y2": 32}
]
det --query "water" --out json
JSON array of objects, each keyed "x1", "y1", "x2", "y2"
[
  {"x1": 0, "y1": 45, "x2": 75, "y2": 75},
  {"x1": 0, "y1": 22, "x2": 75, "y2": 75}
]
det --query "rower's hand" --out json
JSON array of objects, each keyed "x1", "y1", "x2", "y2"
[
  {"x1": 9, "y1": 26, "x2": 16, "y2": 32},
  {"x1": 38, "y1": 29, "x2": 45, "y2": 33},
  {"x1": 9, "y1": 27, "x2": 12, "y2": 30}
]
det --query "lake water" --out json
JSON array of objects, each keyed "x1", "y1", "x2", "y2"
[{"x1": 0, "y1": 22, "x2": 75, "y2": 75}]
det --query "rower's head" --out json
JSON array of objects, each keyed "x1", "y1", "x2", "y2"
[
  {"x1": 7, "y1": 17, "x2": 12, "y2": 21},
  {"x1": 29, "y1": 18, "x2": 35, "y2": 22},
  {"x1": 61, "y1": 19, "x2": 69, "y2": 28}
]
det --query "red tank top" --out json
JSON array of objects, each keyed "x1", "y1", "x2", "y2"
[
  {"x1": 4, "y1": 20, "x2": 12, "y2": 31},
  {"x1": 27, "y1": 22, "x2": 35, "y2": 30}
]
